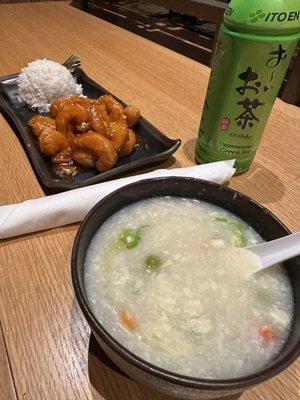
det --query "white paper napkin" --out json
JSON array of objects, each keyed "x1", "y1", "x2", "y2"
[{"x1": 0, "y1": 160, "x2": 235, "y2": 239}]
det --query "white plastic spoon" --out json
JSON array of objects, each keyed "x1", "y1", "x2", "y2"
[{"x1": 248, "y1": 232, "x2": 300, "y2": 274}]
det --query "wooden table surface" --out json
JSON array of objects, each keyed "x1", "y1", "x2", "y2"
[{"x1": 0, "y1": 2, "x2": 299, "y2": 400}]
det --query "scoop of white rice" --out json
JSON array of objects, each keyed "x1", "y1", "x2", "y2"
[{"x1": 17, "y1": 59, "x2": 83, "y2": 113}]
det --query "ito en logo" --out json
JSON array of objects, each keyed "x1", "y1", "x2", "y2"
[{"x1": 249, "y1": 9, "x2": 266, "y2": 23}]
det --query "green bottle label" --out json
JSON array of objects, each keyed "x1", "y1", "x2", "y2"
[
  {"x1": 224, "y1": 0, "x2": 300, "y2": 35},
  {"x1": 195, "y1": 25, "x2": 299, "y2": 173}
]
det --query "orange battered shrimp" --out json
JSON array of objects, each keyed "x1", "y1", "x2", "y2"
[
  {"x1": 92, "y1": 101, "x2": 110, "y2": 123},
  {"x1": 99, "y1": 95, "x2": 126, "y2": 124},
  {"x1": 119, "y1": 129, "x2": 137, "y2": 157},
  {"x1": 28, "y1": 115, "x2": 56, "y2": 137},
  {"x1": 98, "y1": 95, "x2": 122, "y2": 113},
  {"x1": 39, "y1": 128, "x2": 69, "y2": 157},
  {"x1": 55, "y1": 103, "x2": 88, "y2": 133},
  {"x1": 106, "y1": 122, "x2": 129, "y2": 153},
  {"x1": 31, "y1": 95, "x2": 139, "y2": 175},
  {"x1": 69, "y1": 99, "x2": 109, "y2": 135},
  {"x1": 76, "y1": 121, "x2": 92, "y2": 133},
  {"x1": 51, "y1": 147, "x2": 72, "y2": 164},
  {"x1": 110, "y1": 106, "x2": 126, "y2": 124},
  {"x1": 50, "y1": 97, "x2": 72, "y2": 118},
  {"x1": 124, "y1": 105, "x2": 140, "y2": 128},
  {"x1": 72, "y1": 97, "x2": 95, "y2": 106},
  {"x1": 88, "y1": 106, "x2": 108, "y2": 136},
  {"x1": 72, "y1": 150, "x2": 97, "y2": 168},
  {"x1": 73, "y1": 131, "x2": 117, "y2": 172},
  {"x1": 50, "y1": 96, "x2": 91, "y2": 118}
]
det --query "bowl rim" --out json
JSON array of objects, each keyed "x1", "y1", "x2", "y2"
[{"x1": 72, "y1": 176, "x2": 300, "y2": 391}]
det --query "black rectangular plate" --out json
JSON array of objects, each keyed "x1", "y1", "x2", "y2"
[{"x1": 0, "y1": 68, "x2": 180, "y2": 192}]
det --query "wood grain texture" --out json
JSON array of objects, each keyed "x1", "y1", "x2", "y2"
[
  {"x1": 0, "y1": 322, "x2": 17, "y2": 400},
  {"x1": 0, "y1": 3, "x2": 299, "y2": 400},
  {"x1": 0, "y1": 0, "x2": 63, "y2": 4}
]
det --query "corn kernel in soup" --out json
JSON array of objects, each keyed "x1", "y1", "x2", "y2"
[{"x1": 84, "y1": 197, "x2": 293, "y2": 379}]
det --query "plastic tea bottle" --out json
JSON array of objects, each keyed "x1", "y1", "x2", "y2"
[{"x1": 195, "y1": 0, "x2": 300, "y2": 174}]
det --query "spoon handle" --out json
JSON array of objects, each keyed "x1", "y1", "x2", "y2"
[{"x1": 249, "y1": 232, "x2": 300, "y2": 268}]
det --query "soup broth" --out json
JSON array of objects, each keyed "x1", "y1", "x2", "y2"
[{"x1": 84, "y1": 197, "x2": 293, "y2": 379}]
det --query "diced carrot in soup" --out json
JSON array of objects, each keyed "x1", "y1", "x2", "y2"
[
  {"x1": 119, "y1": 312, "x2": 136, "y2": 331},
  {"x1": 258, "y1": 327, "x2": 277, "y2": 341}
]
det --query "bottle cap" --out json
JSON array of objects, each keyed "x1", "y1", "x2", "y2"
[{"x1": 224, "y1": 0, "x2": 300, "y2": 35}]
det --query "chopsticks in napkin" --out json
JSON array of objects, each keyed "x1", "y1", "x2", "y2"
[{"x1": 0, "y1": 160, "x2": 235, "y2": 239}]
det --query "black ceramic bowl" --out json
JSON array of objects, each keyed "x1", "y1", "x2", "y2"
[{"x1": 72, "y1": 177, "x2": 300, "y2": 400}]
